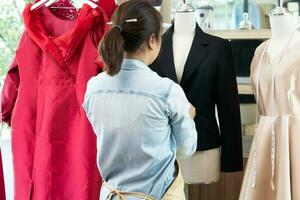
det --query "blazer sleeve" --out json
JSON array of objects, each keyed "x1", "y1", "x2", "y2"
[
  {"x1": 1, "y1": 32, "x2": 28, "y2": 126},
  {"x1": 216, "y1": 40, "x2": 243, "y2": 172}
]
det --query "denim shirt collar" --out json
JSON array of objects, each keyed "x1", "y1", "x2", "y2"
[{"x1": 121, "y1": 59, "x2": 151, "y2": 71}]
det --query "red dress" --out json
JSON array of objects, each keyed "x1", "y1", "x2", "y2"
[{"x1": 1, "y1": 2, "x2": 115, "y2": 199}]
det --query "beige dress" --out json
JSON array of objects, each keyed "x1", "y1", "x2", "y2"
[{"x1": 239, "y1": 40, "x2": 300, "y2": 200}]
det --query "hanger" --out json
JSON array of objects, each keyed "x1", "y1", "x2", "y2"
[
  {"x1": 31, "y1": 0, "x2": 49, "y2": 10},
  {"x1": 81, "y1": 0, "x2": 98, "y2": 9},
  {"x1": 31, "y1": 0, "x2": 98, "y2": 11},
  {"x1": 69, "y1": 0, "x2": 99, "y2": 9},
  {"x1": 46, "y1": 0, "x2": 98, "y2": 9},
  {"x1": 45, "y1": 0, "x2": 76, "y2": 9},
  {"x1": 45, "y1": 0, "x2": 59, "y2": 7}
]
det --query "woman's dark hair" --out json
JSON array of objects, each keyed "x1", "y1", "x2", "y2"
[{"x1": 99, "y1": 0, "x2": 162, "y2": 76}]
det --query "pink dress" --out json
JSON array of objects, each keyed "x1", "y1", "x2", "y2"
[{"x1": 240, "y1": 40, "x2": 300, "y2": 200}]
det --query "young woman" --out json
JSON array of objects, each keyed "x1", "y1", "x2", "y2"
[{"x1": 83, "y1": 0, "x2": 197, "y2": 199}]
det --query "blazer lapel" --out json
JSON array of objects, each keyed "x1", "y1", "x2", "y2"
[
  {"x1": 158, "y1": 25, "x2": 179, "y2": 83},
  {"x1": 180, "y1": 25, "x2": 209, "y2": 85}
]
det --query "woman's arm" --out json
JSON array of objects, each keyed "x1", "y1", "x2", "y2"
[{"x1": 167, "y1": 83, "x2": 198, "y2": 159}]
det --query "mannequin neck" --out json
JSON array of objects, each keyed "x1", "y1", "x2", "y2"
[
  {"x1": 269, "y1": 14, "x2": 297, "y2": 39},
  {"x1": 174, "y1": 12, "x2": 196, "y2": 36}
]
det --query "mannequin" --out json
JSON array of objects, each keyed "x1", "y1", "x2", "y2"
[
  {"x1": 174, "y1": 4, "x2": 221, "y2": 184},
  {"x1": 268, "y1": 7, "x2": 300, "y2": 61},
  {"x1": 173, "y1": 9, "x2": 195, "y2": 82},
  {"x1": 239, "y1": 6, "x2": 300, "y2": 200}
]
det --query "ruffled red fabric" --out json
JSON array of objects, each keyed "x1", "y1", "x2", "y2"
[{"x1": 22, "y1": 4, "x2": 108, "y2": 81}]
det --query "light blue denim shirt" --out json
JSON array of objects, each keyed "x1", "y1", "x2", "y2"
[{"x1": 83, "y1": 59, "x2": 197, "y2": 199}]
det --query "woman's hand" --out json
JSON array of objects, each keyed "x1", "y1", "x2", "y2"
[{"x1": 189, "y1": 104, "x2": 196, "y2": 119}]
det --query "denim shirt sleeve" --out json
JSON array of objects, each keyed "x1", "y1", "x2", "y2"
[
  {"x1": 167, "y1": 83, "x2": 197, "y2": 159},
  {"x1": 82, "y1": 94, "x2": 93, "y2": 126},
  {"x1": 82, "y1": 77, "x2": 97, "y2": 123}
]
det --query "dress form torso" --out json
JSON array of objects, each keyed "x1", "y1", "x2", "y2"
[
  {"x1": 173, "y1": 12, "x2": 195, "y2": 82},
  {"x1": 262, "y1": 13, "x2": 300, "y2": 114},
  {"x1": 268, "y1": 13, "x2": 300, "y2": 61},
  {"x1": 239, "y1": 13, "x2": 300, "y2": 200},
  {"x1": 174, "y1": 11, "x2": 220, "y2": 184}
]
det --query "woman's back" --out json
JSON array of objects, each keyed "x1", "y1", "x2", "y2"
[
  {"x1": 83, "y1": 59, "x2": 197, "y2": 199},
  {"x1": 83, "y1": 1, "x2": 197, "y2": 199}
]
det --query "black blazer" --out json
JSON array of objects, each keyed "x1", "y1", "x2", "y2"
[{"x1": 151, "y1": 25, "x2": 243, "y2": 172}]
